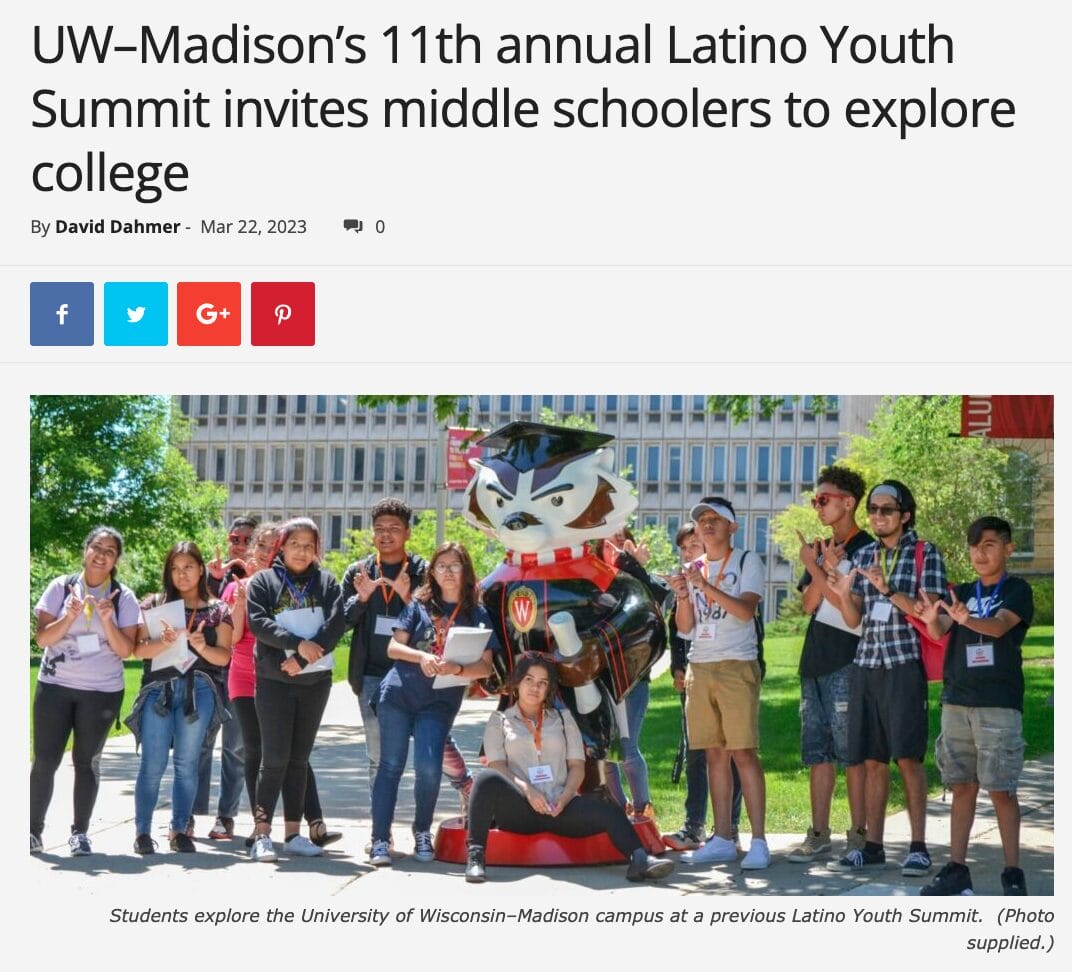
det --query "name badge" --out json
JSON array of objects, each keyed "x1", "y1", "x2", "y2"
[
  {"x1": 374, "y1": 615, "x2": 399, "y2": 637},
  {"x1": 528, "y1": 764, "x2": 554, "y2": 784},
  {"x1": 966, "y1": 642, "x2": 995, "y2": 667},
  {"x1": 869, "y1": 600, "x2": 893, "y2": 622},
  {"x1": 696, "y1": 623, "x2": 717, "y2": 641},
  {"x1": 76, "y1": 633, "x2": 101, "y2": 657}
]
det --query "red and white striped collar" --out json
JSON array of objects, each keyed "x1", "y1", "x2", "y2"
[{"x1": 506, "y1": 546, "x2": 587, "y2": 568}]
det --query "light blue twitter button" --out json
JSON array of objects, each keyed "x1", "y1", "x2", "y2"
[{"x1": 104, "y1": 282, "x2": 168, "y2": 346}]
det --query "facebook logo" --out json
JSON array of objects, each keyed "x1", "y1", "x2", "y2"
[{"x1": 30, "y1": 282, "x2": 94, "y2": 346}]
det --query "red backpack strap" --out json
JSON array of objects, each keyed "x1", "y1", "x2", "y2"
[{"x1": 914, "y1": 540, "x2": 925, "y2": 594}]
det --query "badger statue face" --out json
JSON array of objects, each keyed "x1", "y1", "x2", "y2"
[{"x1": 463, "y1": 422, "x2": 637, "y2": 554}]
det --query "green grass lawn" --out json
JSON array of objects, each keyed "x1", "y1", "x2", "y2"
[
  {"x1": 642, "y1": 627, "x2": 1054, "y2": 834},
  {"x1": 28, "y1": 644, "x2": 352, "y2": 753}
]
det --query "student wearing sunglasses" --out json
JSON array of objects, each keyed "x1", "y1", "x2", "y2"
[
  {"x1": 825, "y1": 479, "x2": 948, "y2": 877},
  {"x1": 786, "y1": 466, "x2": 871, "y2": 865}
]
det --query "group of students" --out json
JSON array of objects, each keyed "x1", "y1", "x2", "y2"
[{"x1": 30, "y1": 476, "x2": 1037, "y2": 893}]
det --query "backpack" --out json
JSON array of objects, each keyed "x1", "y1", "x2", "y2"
[
  {"x1": 903, "y1": 541, "x2": 950, "y2": 681},
  {"x1": 740, "y1": 552, "x2": 767, "y2": 680}
]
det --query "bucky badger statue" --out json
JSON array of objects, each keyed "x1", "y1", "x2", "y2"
[{"x1": 464, "y1": 422, "x2": 666, "y2": 767}]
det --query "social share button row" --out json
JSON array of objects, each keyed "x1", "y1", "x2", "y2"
[{"x1": 29, "y1": 282, "x2": 315, "y2": 347}]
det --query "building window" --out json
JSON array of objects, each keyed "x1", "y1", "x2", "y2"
[
  {"x1": 520, "y1": 395, "x2": 533, "y2": 417},
  {"x1": 329, "y1": 515, "x2": 343, "y2": 551},
  {"x1": 604, "y1": 395, "x2": 618, "y2": 421},
  {"x1": 334, "y1": 395, "x2": 348, "y2": 415},
  {"x1": 315, "y1": 395, "x2": 327, "y2": 415},
  {"x1": 691, "y1": 395, "x2": 706, "y2": 421},
  {"x1": 780, "y1": 395, "x2": 794, "y2": 421},
  {"x1": 733, "y1": 446, "x2": 748, "y2": 484},
  {"x1": 774, "y1": 587, "x2": 789, "y2": 618},
  {"x1": 352, "y1": 446, "x2": 365, "y2": 483},
  {"x1": 689, "y1": 445, "x2": 704, "y2": 485},
  {"x1": 217, "y1": 395, "x2": 229, "y2": 416},
  {"x1": 275, "y1": 395, "x2": 287, "y2": 416},
  {"x1": 711, "y1": 445, "x2": 726, "y2": 487},
  {"x1": 667, "y1": 446, "x2": 682, "y2": 491},
  {"x1": 645, "y1": 445, "x2": 661, "y2": 484},
  {"x1": 541, "y1": 395, "x2": 554, "y2": 414},
  {"x1": 583, "y1": 394, "x2": 597, "y2": 417},
  {"x1": 562, "y1": 394, "x2": 576, "y2": 415},
  {"x1": 625, "y1": 395, "x2": 640, "y2": 420},
  {"x1": 372, "y1": 447, "x2": 385, "y2": 483},
  {"x1": 393, "y1": 447, "x2": 406, "y2": 483},
  {"x1": 253, "y1": 447, "x2": 265, "y2": 482},
  {"x1": 414, "y1": 447, "x2": 427, "y2": 485},
  {"x1": 197, "y1": 396, "x2": 209, "y2": 416},
  {"x1": 668, "y1": 395, "x2": 683, "y2": 421},
  {"x1": 234, "y1": 448, "x2": 246, "y2": 482},
  {"x1": 666, "y1": 515, "x2": 681, "y2": 543},
  {"x1": 213, "y1": 448, "x2": 225, "y2": 482},
  {"x1": 1005, "y1": 450, "x2": 1036, "y2": 556},
  {"x1": 779, "y1": 445, "x2": 793, "y2": 485},
  {"x1": 756, "y1": 445, "x2": 770, "y2": 485},
  {"x1": 331, "y1": 447, "x2": 345, "y2": 483},
  {"x1": 235, "y1": 395, "x2": 248, "y2": 416},
  {"x1": 179, "y1": 396, "x2": 191, "y2": 416},
  {"x1": 295, "y1": 395, "x2": 307, "y2": 415},
  {"x1": 801, "y1": 444, "x2": 816, "y2": 485},
  {"x1": 272, "y1": 447, "x2": 285, "y2": 483},
  {"x1": 623, "y1": 444, "x2": 638, "y2": 483},
  {"x1": 311, "y1": 447, "x2": 324, "y2": 482},
  {"x1": 293, "y1": 447, "x2": 304, "y2": 483},
  {"x1": 824, "y1": 444, "x2": 838, "y2": 467},
  {"x1": 647, "y1": 395, "x2": 661, "y2": 419},
  {"x1": 351, "y1": 514, "x2": 363, "y2": 532},
  {"x1": 643, "y1": 514, "x2": 658, "y2": 529},
  {"x1": 754, "y1": 516, "x2": 769, "y2": 557}
]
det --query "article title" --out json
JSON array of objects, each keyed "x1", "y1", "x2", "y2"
[{"x1": 30, "y1": 22, "x2": 1017, "y2": 203}]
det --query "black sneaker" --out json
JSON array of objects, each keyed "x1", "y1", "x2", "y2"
[
  {"x1": 169, "y1": 833, "x2": 196, "y2": 853},
  {"x1": 921, "y1": 862, "x2": 973, "y2": 896},
  {"x1": 828, "y1": 846, "x2": 886, "y2": 871},
  {"x1": 1001, "y1": 867, "x2": 1028, "y2": 896},
  {"x1": 134, "y1": 834, "x2": 157, "y2": 855}
]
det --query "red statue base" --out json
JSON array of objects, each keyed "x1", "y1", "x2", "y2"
[{"x1": 433, "y1": 815, "x2": 666, "y2": 866}]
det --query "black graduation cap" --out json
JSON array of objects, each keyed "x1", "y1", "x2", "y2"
[
  {"x1": 476, "y1": 422, "x2": 613, "y2": 491},
  {"x1": 478, "y1": 422, "x2": 612, "y2": 471}
]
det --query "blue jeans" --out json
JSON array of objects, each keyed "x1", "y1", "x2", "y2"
[
  {"x1": 620, "y1": 681, "x2": 651, "y2": 807},
  {"x1": 194, "y1": 692, "x2": 244, "y2": 818},
  {"x1": 371, "y1": 698, "x2": 456, "y2": 840},
  {"x1": 800, "y1": 663, "x2": 853, "y2": 766},
  {"x1": 356, "y1": 675, "x2": 384, "y2": 793},
  {"x1": 134, "y1": 677, "x2": 216, "y2": 835}
]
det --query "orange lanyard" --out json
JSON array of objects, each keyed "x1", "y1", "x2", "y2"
[
  {"x1": 377, "y1": 553, "x2": 397, "y2": 608},
  {"x1": 519, "y1": 708, "x2": 544, "y2": 759},
  {"x1": 703, "y1": 551, "x2": 731, "y2": 600},
  {"x1": 432, "y1": 603, "x2": 462, "y2": 657},
  {"x1": 185, "y1": 604, "x2": 202, "y2": 633}
]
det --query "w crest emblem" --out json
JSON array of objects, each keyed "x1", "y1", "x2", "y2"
[{"x1": 508, "y1": 586, "x2": 539, "y2": 633}]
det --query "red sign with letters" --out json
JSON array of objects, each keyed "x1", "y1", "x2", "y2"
[
  {"x1": 960, "y1": 396, "x2": 1053, "y2": 439},
  {"x1": 446, "y1": 427, "x2": 482, "y2": 489}
]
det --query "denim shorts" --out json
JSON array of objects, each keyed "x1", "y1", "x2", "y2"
[
  {"x1": 935, "y1": 704, "x2": 1025, "y2": 792},
  {"x1": 799, "y1": 663, "x2": 852, "y2": 766}
]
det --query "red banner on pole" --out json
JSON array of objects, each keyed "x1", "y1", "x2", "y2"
[
  {"x1": 960, "y1": 395, "x2": 1054, "y2": 439},
  {"x1": 446, "y1": 427, "x2": 483, "y2": 489}
]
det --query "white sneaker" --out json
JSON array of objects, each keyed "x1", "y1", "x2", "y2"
[
  {"x1": 369, "y1": 839, "x2": 392, "y2": 866},
  {"x1": 68, "y1": 832, "x2": 92, "y2": 856},
  {"x1": 285, "y1": 834, "x2": 323, "y2": 857},
  {"x1": 250, "y1": 835, "x2": 277, "y2": 863},
  {"x1": 740, "y1": 837, "x2": 771, "y2": 870},
  {"x1": 680, "y1": 834, "x2": 738, "y2": 864},
  {"x1": 413, "y1": 831, "x2": 435, "y2": 862}
]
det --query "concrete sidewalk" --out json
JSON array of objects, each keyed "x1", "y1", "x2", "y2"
[{"x1": 28, "y1": 679, "x2": 1054, "y2": 898}]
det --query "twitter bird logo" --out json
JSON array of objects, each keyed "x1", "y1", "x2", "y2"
[{"x1": 104, "y1": 283, "x2": 168, "y2": 346}]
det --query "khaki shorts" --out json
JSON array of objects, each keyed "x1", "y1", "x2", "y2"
[
  {"x1": 935, "y1": 705, "x2": 1025, "y2": 792},
  {"x1": 684, "y1": 659, "x2": 761, "y2": 750}
]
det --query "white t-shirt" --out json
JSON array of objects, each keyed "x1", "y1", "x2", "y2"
[{"x1": 681, "y1": 548, "x2": 764, "y2": 663}]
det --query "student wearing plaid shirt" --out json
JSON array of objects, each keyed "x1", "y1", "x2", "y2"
[{"x1": 826, "y1": 480, "x2": 947, "y2": 877}]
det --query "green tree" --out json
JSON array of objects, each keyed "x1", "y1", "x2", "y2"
[
  {"x1": 30, "y1": 396, "x2": 226, "y2": 593},
  {"x1": 772, "y1": 396, "x2": 1012, "y2": 582}
]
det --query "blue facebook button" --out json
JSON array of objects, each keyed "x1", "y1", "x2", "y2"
[
  {"x1": 30, "y1": 282, "x2": 94, "y2": 346},
  {"x1": 104, "y1": 282, "x2": 168, "y2": 346}
]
